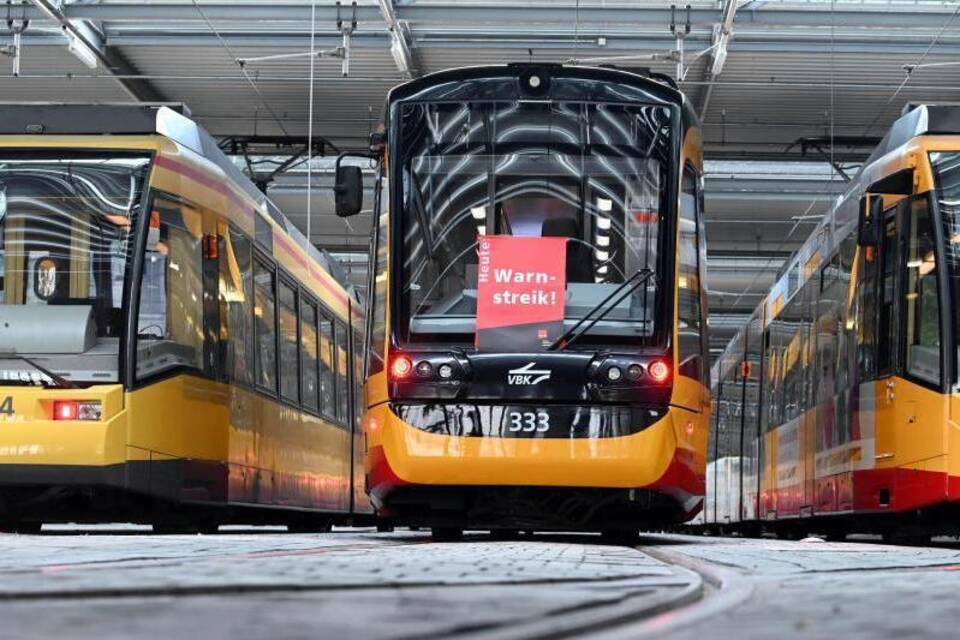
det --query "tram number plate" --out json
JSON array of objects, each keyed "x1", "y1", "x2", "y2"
[{"x1": 506, "y1": 410, "x2": 550, "y2": 433}]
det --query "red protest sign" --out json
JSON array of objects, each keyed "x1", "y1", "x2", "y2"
[{"x1": 476, "y1": 235, "x2": 567, "y2": 351}]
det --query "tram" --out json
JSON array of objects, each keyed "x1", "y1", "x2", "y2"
[
  {"x1": 703, "y1": 104, "x2": 960, "y2": 542},
  {"x1": 0, "y1": 104, "x2": 370, "y2": 532},
  {"x1": 336, "y1": 63, "x2": 711, "y2": 539}
]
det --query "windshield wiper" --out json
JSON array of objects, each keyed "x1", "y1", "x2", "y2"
[
  {"x1": 547, "y1": 269, "x2": 655, "y2": 352},
  {"x1": 0, "y1": 351, "x2": 77, "y2": 388}
]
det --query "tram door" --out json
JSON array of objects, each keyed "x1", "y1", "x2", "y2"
[{"x1": 872, "y1": 205, "x2": 900, "y2": 472}]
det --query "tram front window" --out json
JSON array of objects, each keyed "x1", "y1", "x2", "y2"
[
  {"x1": 397, "y1": 100, "x2": 671, "y2": 348},
  {"x1": 0, "y1": 153, "x2": 151, "y2": 383}
]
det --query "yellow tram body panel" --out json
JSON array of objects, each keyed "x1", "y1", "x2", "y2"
[
  {"x1": 0, "y1": 375, "x2": 355, "y2": 510},
  {"x1": 367, "y1": 403, "x2": 706, "y2": 488},
  {"x1": 0, "y1": 385, "x2": 126, "y2": 466},
  {"x1": 758, "y1": 374, "x2": 955, "y2": 516}
]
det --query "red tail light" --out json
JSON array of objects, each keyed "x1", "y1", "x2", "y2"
[
  {"x1": 648, "y1": 360, "x2": 670, "y2": 384},
  {"x1": 53, "y1": 401, "x2": 78, "y2": 421},
  {"x1": 52, "y1": 400, "x2": 102, "y2": 421},
  {"x1": 390, "y1": 355, "x2": 413, "y2": 380}
]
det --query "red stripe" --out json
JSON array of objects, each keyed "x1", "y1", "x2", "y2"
[
  {"x1": 275, "y1": 234, "x2": 352, "y2": 309},
  {"x1": 154, "y1": 155, "x2": 256, "y2": 225},
  {"x1": 274, "y1": 232, "x2": 310, "y2": 270},
  {"x1": 309, "y1": 264, "x2": 351, "y2": 308},
  {"x1": 156, "y1": 154, "x2": 354, "y2": 311}
]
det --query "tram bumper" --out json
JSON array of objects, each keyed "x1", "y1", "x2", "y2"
[
  {"x1": 0, "y1": 383, "x2": 228, "y2": 519},
  {"x1": 0, "y1": 385, "x2": 128, "y2": 515},
  {"x1": 0, "y1": 385, "x2": 127, "y2": 477},
  {"x1": 365, "y1": 402, "x2": 705, "y2": 527}
]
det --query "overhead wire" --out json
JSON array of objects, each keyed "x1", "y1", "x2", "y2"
[
  {"x1": 307, "y1": 0, "x2": 316, "y2": 243},
  {"x1": 574, "y1": 0, "x2": 581, "y2": 54},
  {"x1": 725, "y1": 0, "x2": 839, "y2": 313},
  {"x1": 189, "y1": 0, "x2": 290, "y2": 137},
  {"x1": 861, "y1": 1, "x2": 960, "y2": 138}
]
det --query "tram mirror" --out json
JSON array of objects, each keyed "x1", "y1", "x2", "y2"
[{"x1": 334, "y1": 165, "x2": 363, "y2": 218}]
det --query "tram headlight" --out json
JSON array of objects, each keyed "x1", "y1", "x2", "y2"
[
  {"x1": 390, "y1": 355, "x2": 413, "y2": 380},
  {"x1": 626, "y1": 364, "x2": 644, "y2": 381},
  {"x1": 438, "y1": 364, "x2": 454, "y2": 380},
  {"x1": 606, "y1": 366, "x2": 623, "y2": 382},
  {"x1": 415, "y1": 361, "x2": 434, "y2": 378},
  {"x1": 648, "y1": 360, "x2": 670, "y2": 384}
]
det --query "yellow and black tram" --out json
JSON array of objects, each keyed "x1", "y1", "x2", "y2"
[
  {"x1": 703, "y1": 104, "x2": 960, "y2": 542},
  {"x1": 0, "y1": 104, "x2": 370, "y2": 532},
  {"x1": 337, "y1": 64, "x2": 711, "y2": 540}
]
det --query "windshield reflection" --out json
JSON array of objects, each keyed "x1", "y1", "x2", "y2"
[{"x1": 397, "y1": 100, "x2": 671, "y2": 348}]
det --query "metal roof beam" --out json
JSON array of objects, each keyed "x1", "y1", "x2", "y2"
[
  {"x1": 14, "y1": 3, "x2": 957, "y2": 30},
  {"x1": 27, "y1": 0, "x2": 164, "y2": 102},
  {"x1": 80, "y1": 31, "x2": 960, "y2": 57},
  {"x1": 696, "y1": 0, "x2": 738, "y2": 122},
  {"x1": 378, "y1": 0, "x2": 420, "y2": 78}
]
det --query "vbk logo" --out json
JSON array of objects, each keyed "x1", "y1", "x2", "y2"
[{"x1": 507, "y1": 362, "x2": 551, "y2": 386}]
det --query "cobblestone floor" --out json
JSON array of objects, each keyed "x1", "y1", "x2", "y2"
[
  {"x1": 4, "y1": 528, "x2": 960, "y2": 639},
  {"x1": 645, "y1": 534, "x2": 960, "y2": 640},
  {"x1": 0, "y1": 528, "x2": 697, "y2": 640}
]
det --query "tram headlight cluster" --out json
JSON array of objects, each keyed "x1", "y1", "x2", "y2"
[
  {"x1": 595, "y1": 358, "x2": 671, "y2": 387},
  {"x1": 52, "y1": 400, "x2": 102, "y2": 421},
  {"x1": 388, "y1": 351, "x2": 469, "y2": 401},
  {"x1": 389, "y1": 352, "x2": 466, "y2": 384}
]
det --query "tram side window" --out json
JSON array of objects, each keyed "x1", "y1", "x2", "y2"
[
  {"x1": 837, "y1": 234, "x2": 857, "y2": 396},
  {"x1": 815, "y1": 257, "x2": 842, "y2": 446},
  {"x1": 762, "y1": 321, "x2": 784, "y2": 431},
  {"x1": 717, "y1": 341, "x2": 744, "y2": 461},
  {"x1": 136, "y1": 199, "x2": 205, "y2": 379},
  {"x1": 300, "y1": 299, "x2": 320, "y2": 413},
  {"x1": 709, "y1": 389, "x2": 722, "y2": 463},
  {"x1": 319, "y1": 312, "x2": 336, "y2": 417},
  {"x1": 335, "y1": 321, "x2": 349, "y2": 423},
  {"x1": 877, "y1": 213, "x2": 899, "y2": 376},
  {"x1": 782, "y1": 277, "x2": 817, "y2": 421},
  {"x1": 856, "y1": 205, "x2": 881, "y2": 380},
  {"x1": 254, "y1": 258, "x2": 278, "y2": 392},
  {"x1": 905, "y1": 197, "x2": 941, "y2": 384},
  {"x1": 278, "y1": 280, "x2": 300, "y2": 402},
  {"x1": 219, "y1": 227, "x2": 254, "y2": 385},
  {"x1": 353, "y1": 330, "x2": 364, "y2": 426},
  {"x1": 678, "y1": 166, "x2": 705, "y2": 383},
  {"x1": 781, "y1": 316, "x2": 801, "y2": 421}
]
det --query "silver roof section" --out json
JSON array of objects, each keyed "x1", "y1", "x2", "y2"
[{"x1": 862, "y1": 104, "x2": 960, "y2": 169}]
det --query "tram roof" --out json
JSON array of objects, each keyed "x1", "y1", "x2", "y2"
[
  {"x1": 0, "y1": 102, "x2": 354, "y2": 294},
  {"x1": 384, "y1": 63, "x2": 695, "y2": 125},
  {"x1": 863, "y1": 104, "x2": 960, "y2": 168}
]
